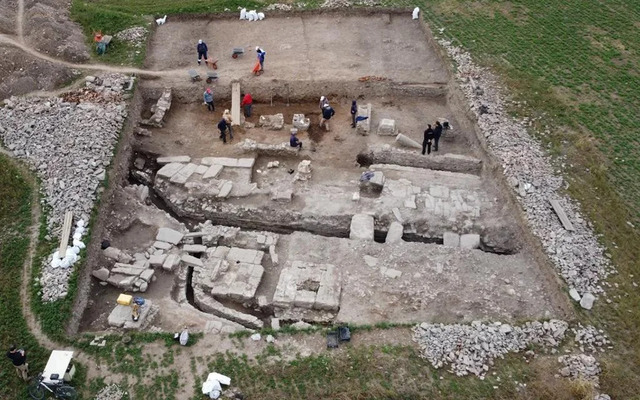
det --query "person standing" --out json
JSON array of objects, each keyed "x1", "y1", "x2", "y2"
[
  {"x1": 218, "y1": 117, "x2": 229, "y2": 144},
  {"x1": 433, "y1": 121, "x2": 443, "y2": 152},
  {"x1": 197, "y1": 40, "x2": 208, "y2": 65},
  {"x1": 350, "y1": 100, "x2": 358, "y2": 128},
  {"x1": 319, "y1": 104, "x2": 335, "y2": 131},
  {"x1": 256, "y1": 47, "x2": 266, "y2": 71},
  {"x1": 222, "y1": 109, "x2": 233, "y2": 141},
  {"x1": 241, "y1": 93, "x2": 253, "y2": 117},
  {"x1": 6, "y1": 345, "x2": 28, "y2": 381},
  {"x1": 290, "y1": 129, "x2": 302, "y2": 150},
  {"x1": 422, "y1": 124, "x2": 435, "y2": 155},
  {"x1": 319, "y1": 96, "x2": 329, "y2": 110},
  {"x1": 203, "y1": 88, "x2": 214, "y2": 111}
]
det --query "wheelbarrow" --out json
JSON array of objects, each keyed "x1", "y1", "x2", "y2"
[
  {"x1": 206, "y1": 72, "x2": 218, "y2": 83},
  {"x1": 232, "y1": 47, "x2": 245, "y2": 59},
  {"x1": 188, "y1": 69, "x2": 201, "y2": 82}
]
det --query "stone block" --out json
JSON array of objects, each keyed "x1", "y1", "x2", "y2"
[
  {"x1": 203, "y1": 164, "x2": 223, "y2": 179},
  {"x1": 294, "y1": 290, "x2": 316, "y2": 309},
  {"x1": 269, "y1": 245, "x2": 278, "y2": 265},
  {"x1": 103, "y1": 246, "x2": 122, "y2": 261},
  {"x1": 194, "y1": 287, "x2": 263, "y2": 329},
  {"x1": 271, "y1": 189, "x2": 293, "y2": 203},
  {"x1": 381, "y1": 267, "x2": 403, "y2": 279},
  {"x1": 272, "y1": 269, "x2": 298, "y2": 308},
  {"x1": 292, "y1": 114, "x2": 310, "y2": 131},
  {"x1": 258, "y1": 113, "x2": 284, "y2": 130},
  {"x1": 156, "y1": 228, "x2": 184, "y2": 245},
  {"x1": 156, "y1": 163, "x2": 184, "y2": 180},
  {"x1": 194, "y1": 165, "x2": 208, "y2": 175},
  {"x1": 580, "y1": 293, "x2": 595, "y2": 310},
  {"x1": 107, "y1": 305, "x2": 131, "y2": 328},
  {"x1": 356, "y1": 103, "x2": 372, "y2": 135},
  {"x1": 315, "y1": 265, "x2": 341, "y2": 311},
  {"x1": 212, "y1": 246, "x2": 230, "y2": 259},
  {"x1": 377, "y1": 119, "x2": 397, "y2": 136},
  {"x1": 202, "y1": 157, "x2": 238, "y2": 167},
  {"x1": 157, "y1": 156, "x2": 191, "y2": 165},
  {"x1": 349, "y1": 214, "x2": 374, "y2": 241},
  {"x1": 271, "y1": 318, "x2": 281, "y2": 330},
  {"x1": 403, "y1": 195, "x2": 417, "y2": 209},
  {"x1": 92, "y1": 267, "x2": 110, "y2": 281},
  {"x1": 153, "y1": 241, "x2": 172, "y2": 250},
  {"x1": 111, "y1": 264, "x2": 145, "y2": 276},
  {"x1": 359, "y1": 171, "x2": 385, "y2": 193},
  {"x1": 217, "y1": 181, "x2": 233, "y2": 198},
  {"x1": 395, "y1": 133, "x2": 422, "y2": 149},
  {"x1": 149, "y1": 254, "x2": 166, "y2": 267},
  {"x1": 385, "y1": 221, "x2": 404, "y2": 243},
  {"x1": 170, "y1": 163, "x2": 198, "y2": 184},
  {"x1": 183, "y1": 244, "x2": 207, "y2": 253},
  {"x1": 227, "y1": 248, "x2": 264, "y2": 264},
  {"x1": 236, "y1": 158, "x2": 256, "y2": 168},
  {"x1": 181, "y1": 254, "x2": 204, "y2": 267},
  {"x1": 162, "y1": 254, "x2": 180, "y2": 271},
  {"x1": 460, "y1": 234, "x2": 481, "y2": 249},
  {"x1": 106, "y1": 274, "x2": 127, "y2": 287},
  {"x1": 443, "y1": 232, "x2": 460, "y2": 247},
  {"x1": 140, "y1": 269, "x2": 155, "y2": 282}
]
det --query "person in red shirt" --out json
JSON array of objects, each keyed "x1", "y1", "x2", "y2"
[{"x1": 241, "y1": 93, "x2": 253, "y2": 117}]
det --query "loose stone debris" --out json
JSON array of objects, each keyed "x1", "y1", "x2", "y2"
[
  {"x1": 0, "y1": 73, "x2": 128, "y2": 301},
  {"x1": 572, "y1": 324, "x2": 611, "y2": 353},
  {"x1": 114, "y1": 26, "x2": 148, "y2": 47},
  {"x1": 437, "y1": 39, "x2": 613, "y2": 299},
  {"x1": 557, "y1": 354, "x2": 601, "y2": 386},
  {"x1": 412, "y1": 320, "x2": 568, "y2": 377},
  {"x1": 94, "y1": 384, "x2": 126, "y2": 400}
]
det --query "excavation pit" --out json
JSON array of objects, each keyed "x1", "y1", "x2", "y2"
[{"x1": 78, "y1": 11, "x2": 569, "y2": 334}]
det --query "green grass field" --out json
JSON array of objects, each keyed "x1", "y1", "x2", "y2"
[{"x1": 8, "y1": 0, "x2": 639, "y2": 398}]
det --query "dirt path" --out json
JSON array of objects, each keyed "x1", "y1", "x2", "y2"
[
  {"x1": 16, "y1": 0, "x2": 24, "y2": 40},
  {"x1": 0, "y1": 34, "x2": 183, "y2": 78}
]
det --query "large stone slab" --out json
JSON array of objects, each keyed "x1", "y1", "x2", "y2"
[
  {"x1": 157, "y1": 156, "x2": 191, "y2": 165},
  {"x1": 377, "y1": 119, "x2": 397, "y2": 136},
  {"x1": 181, "y1": 254, "x2": 204, "y2": 267},
  {"x1": 183, "y1": 244, "x2": 207, "y2": 253},
  {"x1": 156, "y1": 228, "x2": 184, "y2": 245},
  {"x1": 460, "y1": 234, "x2": 481, "y2": 249},
  {"x1": 385, "y1": 221, "x2": 403, "y2": 243},
  {"x1": 349, "y1": 214, "x2": 374, "y2": 241},
  {"x1": 170, "y1": 163, "x2": 198, "y2": 184},
  {"x1": 162, "y1": 254, "x2": 180, "y2": 271},
  {"x1": 156, "y1": 162, "x2": 184, "y2": 179},
  {"x1": 236, "y1": 158, "x2": 256, "y2": 168},
  {"x1": 202, "y1": 157, "x2": 238, "y2": 167},
  {"x1": 443, "y1": 231, "x2": 460, "y2": 247},
  {"x1": 227, "y1": 247, "x2": 264, "y2": 265},
  {"x1": 194, "y1": 287, "x2": 263, "y2": 329},
  {"x1": 203, "y1": 164, "x2": 223, "y2": 179},
  {"x1": 356, "y1": 103, "x2": 372, "y2": 135},
  {"x1": 210, "y1": 263, "x2": 264, "y2": 301}
]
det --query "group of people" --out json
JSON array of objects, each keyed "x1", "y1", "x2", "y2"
[
  {"x1": 204, "y1": 88, "x2": 254, "y2": 144},
  {"x1": 422, "y1": 121, "x2": 443, "y2": 155},
  {"x1": 195, "y1": 40, "x2": 266, "y2": 75}
]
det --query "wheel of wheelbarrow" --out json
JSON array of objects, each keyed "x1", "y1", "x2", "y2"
[
  {"x1": 232, "y1": 53, "x2": 238, "y2": 59},
  {"x1": 206, "y1": 77, "x2": 213, "y2": 83}
]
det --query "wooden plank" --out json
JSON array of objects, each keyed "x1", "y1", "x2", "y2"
[
  {"x1": 231, "y1": 81, "x2": 241, "y2": 126},
  {"x1": 58, "y1": 211, "x2": 73, "y2": 257},
  {"x1": 549, "y1": 199, "x2": 575, "y2": 231}
]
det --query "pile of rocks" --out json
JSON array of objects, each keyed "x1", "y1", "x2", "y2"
[
  {"x1": 264, "y1": 3, "x2": 293, "y2": 10},
  {"x1": 572, "y1": 324, "x2": 611, "y2": 353},
  {"x1": 558, "y1": 354, "x2": 601, "y2": 386},
  {"x1": 436, "y1": 39, "x2": 613, "y2": 301},
  {"x1": 114, "y1": 26, "x2": 148, "y2": 47},
  {"x1": 94, "y1": 384, "x2": 126, "y2": 400},
  {"x1": 0, "y1": 74, "x2": 128, "y2": 302},
  {"x1": 413, "y1": 320, "x2": 568, "y2": 377}
]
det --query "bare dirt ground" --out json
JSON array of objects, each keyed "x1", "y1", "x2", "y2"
[{"x1": 147, "y1": 14, "x2": 449, "y2": 84}]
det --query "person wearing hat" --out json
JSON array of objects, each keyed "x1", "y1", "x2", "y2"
[
  {"x1": 256, "y1": 47, "x2": 266, "y2": 71},
  {"x1": 289, "y1": 129, "x2": 302, "y2": 150},
  {"x1": 319, "y1": 104, "x2": 335, "y2": 131},
  {"x1": 197, "y1": 39, "x2": 208, "y2": 65},
  {"x1": 203, "y1": 88, "x2": 214, "y2": 111},
  {"x1": 222, "y1": 109, "x2": 233, "y2": 141},
  {"x1": 319, "y1": 96, "x2": 329, "y2": 110},
  {"x1": 6, "y1": 345, "x2": 28, "y2": 381}
]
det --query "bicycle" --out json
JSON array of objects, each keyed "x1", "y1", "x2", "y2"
[{"x1": 28, "y1": 372, "x2": 77, "y2": 400}]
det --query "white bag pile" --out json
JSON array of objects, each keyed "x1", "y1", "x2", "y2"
[
  {"x1": 202, "y1": 372, "x2": 231, "y2": 399},
  {"x1": 239, "y1": 8, "x2": 265, "y2": 21},
  {"x1": 50, "y1": 219, "x2": 86, "y2": 269}
]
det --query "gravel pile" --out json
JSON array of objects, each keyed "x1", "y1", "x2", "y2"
[
  {"x1": 94, "y1": 384, "x2": 126, "y2": 400},
  {"x1": 114, "y1": 26, "x2": 148, "y2": 47},
  {"x1": 0, "y1": 73, "x2": 128, "y2": 302},
  {"x1": 437, "y1": 38, "x2": 613, "y2": 302},
  {"x1": 413, "y1": 320, "x2": 568, "y2": 377},
  {"x1": 264, "y1": 3, "x2": 293, "y2": 11},
  {"x1": 558, "y1": 354, "x2": 601, "y2": 385},
  {"x1": 572, "y1": 324, "x2": 611, "y2": 353}
]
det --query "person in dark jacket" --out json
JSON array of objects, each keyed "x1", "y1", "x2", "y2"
[
  {"x1": 290, "y1": 129, "x2": 302, "y2": 150},
  {"x1": 197, "y1": 40, "x2": 208, "y2": 65},
  {"x1": 256, "y1": 47, "x2": 266, "y2": 71},
  {"x1": 433, "y1": 121, "x2": 443, "y2": 151},
  {"x1": 319, "y1": 104, "x2": 335, "y2": 131},
  {"x1": 350, "y1": 100, "x2": 358, "y2": 128},
  {"x1": 422, "y1": 124, "x2": 435, "y2": 155},
  {"x1": 217, "y1": 118, "x2": 229, "y2": 144},
  {"x1": 6, "y1": 345, "x2": 28, "y2": 381},
  {"x1": 203, "y1": 88, "x2": 214, "y2": 111}
]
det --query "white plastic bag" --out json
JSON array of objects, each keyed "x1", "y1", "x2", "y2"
[
  {"x1": 76, "y1": 219, "x2": 86, "y2": 228},
  {"x1": 206, "y1": 372, "x2": 231, "y2": 386},
  {"x1": 412, "y1": 7, "x2": 420, "y2": 19},
  {"x1": 257, "y1": 12, "x2": 265, "y2": 20},
  {"x1": 248, "y1": 10, "x2": 257, "y2": 21},
  {"x1": 202, "y1": 379, "x2": 222, "y2": 397},
  {"x1": 239, "y1": 8, "x2": 247, "y2": 20},
  {"x1": 73, "y1": 239, "x2": 86, "y2": 249}
]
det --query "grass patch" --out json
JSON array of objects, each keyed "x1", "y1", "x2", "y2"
[{"x1": 0, "y1": 155, "x2": 47, "y2": 399}]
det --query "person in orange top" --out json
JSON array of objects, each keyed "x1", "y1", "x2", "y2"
[{"x1": 241, "y1": 93, "x2": 253, "y2": 117}]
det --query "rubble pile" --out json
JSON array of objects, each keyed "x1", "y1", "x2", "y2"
[
  {"x1": 558, "y1": 354, "x2": 601, "y2": 386},
  {"x1": 437, "y1": 39, "x2": 613, "y2": 301},
  {"x1": 413, "y1": 320, "x2": 568, "y2": 377},
  {"x1": 94, "y1": 384, "x2": 126, "y2": 400},
  {"x1": 572, "y1": 324, "x2": 611, "y2": 353},
  {"x1": 114, "y1": 26, "x2": 148, "y2": 47},
  {"x1": 0, "y1": 74, "x2": 128, "y2": 301},
  {"x1": 264, "y1": 3, "x2": 293, "y2": 10}
]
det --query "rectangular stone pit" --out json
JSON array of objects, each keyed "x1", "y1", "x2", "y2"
[{"x1": 273, "y1": 261, "x2": 341, "y2": 315}]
